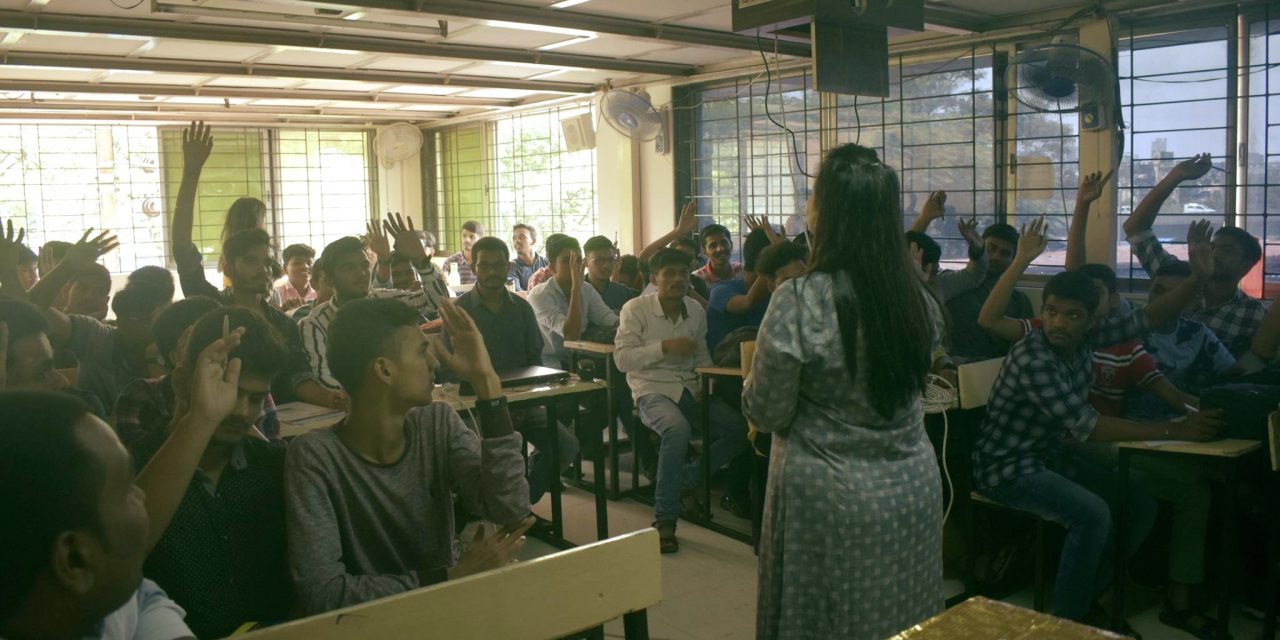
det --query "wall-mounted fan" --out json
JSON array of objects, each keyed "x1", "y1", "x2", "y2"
[
  {"x1": 599, "y1": 89, "x2": 670, "y2": 154},
  {"x1": 374, "y1": 122, "x2": 424, "y2": 168},
  {"x1": 1008, "y1": 43, "x2": 1115, "y2": 130}
]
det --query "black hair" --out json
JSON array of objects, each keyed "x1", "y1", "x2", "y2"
[
  {"x1": 126, "y1": 266, "x2": 175, "y2": 302},
  {"x1": 0, "y1": 391, "x2": 101, "y2": 621},
  {"x1": 70, "y1": 263, "x2": 112, "y2": 293},
  {"x1": 327, "y1": 297, "x2": 421, "y2": 395},
  {"x1": 0, "y1": 299, "x2": 49, "y2": 369},
  {"x1": 17, "y1": 243, "x2": 36, "y2": 265},
  {"x1": 222, "y1": 228, "x2": 271, "y2": 266},
  {"x1": 904, "y1": 231, "x2": 941, "y2": 268},
  {"x1": 462, "y1": 220, "x2": 485, "y2": 235},
  {"x1": 182, "y1": 307, "x2": 288, "y2": 379},
  {"x1": 1076, "y1": 263, "x2": 1118, "y2": 294},
  {"x1": 617, "y1": 255, "x2": 641, "y2": 278},
  {"x1": 757, "y1": 241, "x2": 809, "y2": 279},
  {"x1": 1155, "y1": 261, "x2": 1193, "y2": 278},
  {"x1": 319, "y1": 236, "x2": 366, "y2": 279},
  {"x1": 152, "y1": 296, "x2": 223, "y2": 369},
  {"x1": 310, "y1": 258, "x2": 325, "y2": 286},
  {"x1": 389, "y1": 251, "x2": 413, "y2": 266},
  {"x1": 700, "y1": 224, "x2": 731, "y2": 249},
  {"x1": 671, "y1": 236, "x2": 699, "y2": 254},
  {"x1": 38, "y1": 242, "x2": 71, "y2": 271},
  {"x1": 512, "y1": 223, "x2": 538, "y2": 244},
  {"x1": 649, "y1": 247, "x2": 692, "y2": 274},
  {"x1": 583, "y1": 235, "x2": 614, "y2": 256},
  {"x1": 110, "y1": 282, "x2": 169, "y2": 322},
  {"x1": 471, "y1": 236, "x2": 510, "y2": 263},
  {"x1": 982, "y1": 223, "x2": 1019, "y2": 245},
  {"x1": 740, "y1": 229, "x2": 770, "y2": 273},
  {"x1": 808, "y1": 143, "x2": 934, "y2": 419},
  {"x1": 546, "y1": 234, "x2": 582, "y2": 264},
  {"x1": 282, "y1": 243, "x2": 315, "y2": 263},
  {"x1": 1215, "y1": 226, "x2": 1262, "y2": 270},
  {"x1": 223, "y1": 197, "x2": 266, "y2": 242},
  {"x1": 1043, "y1": 270, "x2": 1101, "y2": 315}
]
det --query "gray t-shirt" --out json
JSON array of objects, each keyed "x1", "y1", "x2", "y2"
[{"x1": 284, "y1": 402, "x2": 529, "y2": 616}]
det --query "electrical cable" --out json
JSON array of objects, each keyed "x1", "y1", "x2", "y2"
[
  {"x1": 922, "y1": 373, "x2": 958, "y2": 524},
  {"x1": 756, "y1": 30, "x2": 814, "y2": 178},
  {"x1": 110, "y1": 0, "x2": 146, "y2": 9}
]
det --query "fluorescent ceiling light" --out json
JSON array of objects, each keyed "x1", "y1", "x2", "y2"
[
  {"x1": 153, "y1": 3, "x2": 444, "y2": 38},
  {"x1": 548, "y1": 0, "x2": 592, "y2": 8},
  {"x1": 344, "y1": 11, "x2": 366, "y2": 20},
  {"x1": 484, "y1": 20, "x2": 594, "y2": 38},
  {"x1": 527, "y1": 69, "x2": 570, "y2": 80},
  {"x1": 537, "y1": 35, "x2": 596, "y2": 51},
  {"x1": 0, "y1": 32, "x2": 23, "y2": 46},
  {"x1": 494, "y1": 61, "x2": 565, "y2": 71}
]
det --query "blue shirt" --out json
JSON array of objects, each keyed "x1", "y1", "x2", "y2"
[
  {"x1": 705, "y1": 277, "x2": 768, "y2": 351},
  {"x1": 508, "y1": 254, "x2": 548, "y2": 292},
  {"x1": 1127, "y1": 317, "x2": 1236, "y2": 420}
]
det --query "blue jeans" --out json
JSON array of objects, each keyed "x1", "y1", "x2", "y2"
[
  {"x1": 980, "y1": 453, "x2": 1157, "y2": 622},
  {"x1": 636, "y1": 389, "x2": 748, "y2": 523},
  {"x1": 514, "y1": 407, "x2": 580, "y2": 505}
]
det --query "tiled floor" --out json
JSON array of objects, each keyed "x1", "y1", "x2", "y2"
[{"x1": 518, "y1": 484, "x2": 1272, "y2": 640}]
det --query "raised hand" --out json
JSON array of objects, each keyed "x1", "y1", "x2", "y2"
[
  {"x1": 1076, "y1": 169, "x2": 1114, "y2": 206},
  {"x1": 1172, "y1": 153, "x2": 1213, "y2": 183},
  {"x1": 382, "y1": 212, "x2": 427, "y2": 267},
  {"x1": 920, "y1": 190, "x2": 947, "y2": 226},
  {"x1": 1187, "y1": 219, "x2": 1214, "y2": 279},
  {"x1": 569, "y1": 251, "x2": 584, "y2": 290},
  {"x1": 182, "y1": 121, "x2": 214, "y2": 172},
  {"x1": 365, "y1": 219, "x2": 392, "y2": 264},
  {"x1": 746, "y1": 214, "x2": 783, "y2": 245},
  {"x1": 185, "y1": 317, "x2": 243, "y2": 424},
  {"x1": 676, "y1": 199, "x2": 698, "y2": 236},
  {"x1": 431, "y1": 298, "x2": 499, "y2": 394},
  {"x1": 448, "y1": 517, "x2": 535, "y2": 580},
  {"x1": 0, "y1": 217, "x2": 25, "y2": 270},
  {"x1": 1015, "y1": 217, "x2": 1048, "y2": 266},
  {"x1": 62, "y1": 228, "x2": 119, "y2": 269},
  {"x1": 957, "y1": 216, "x2": 982, "y2": 251}
]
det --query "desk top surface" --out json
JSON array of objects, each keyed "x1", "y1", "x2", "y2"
[
  {"x1": 563, "y1": 340, "x2": 616, "y2": 355},
  {"x1": 278, "y1": 377, "x2": 606, "y2": 439},
  {"x1": 1116, "y1": 438, "x2": 1262, "y2": 458},
  {"x1": 696, "y1": 366, "x2": 744, "y2": 378}
]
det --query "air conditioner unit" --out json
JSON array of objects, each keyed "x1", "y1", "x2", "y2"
[{"x1": 561, "y1": 112, "x2": 596, "y2": 152}]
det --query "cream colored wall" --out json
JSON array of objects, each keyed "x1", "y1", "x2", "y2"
[
  {"x1": 591, "y1": 84, "x2": 677, "y2": 255},
  {"x1": 377, "y1": 146, "x2": 424, "y2": 223}
]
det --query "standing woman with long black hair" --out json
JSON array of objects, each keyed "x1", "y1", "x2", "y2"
[{"x1": 744, "y1": 143, "x2": 944, "y2": 640}]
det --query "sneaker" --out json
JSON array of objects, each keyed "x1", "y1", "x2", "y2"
[{"x1": 653, "y1": 520, "x2": 678, "y2": 554}]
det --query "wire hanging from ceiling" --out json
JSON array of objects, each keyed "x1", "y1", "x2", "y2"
[{"x1": 110, "y1": 0, "x2": 146, "y2": 9}]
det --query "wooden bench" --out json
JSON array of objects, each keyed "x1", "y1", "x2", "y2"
[{"x1": 239, "y1": 529, "x2": 662, "y2": 640}]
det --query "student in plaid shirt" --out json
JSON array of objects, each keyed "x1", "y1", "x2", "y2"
[
  {"x1": 972, "y1": 270, "x2": 1222, "y2": 625},
  {"x1": 1123, "y1": 154, "x2": 1268, "y2": 357}
]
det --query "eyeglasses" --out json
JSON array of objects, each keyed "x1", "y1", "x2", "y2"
[{"x1": 588, "y1": 257, "x2": 616, "y2": 266}]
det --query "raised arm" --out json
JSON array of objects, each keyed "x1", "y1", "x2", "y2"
[
  {"x1": 173, "y1": 121, "x2": 213, "y2": 256},
  {"x1": 366, "y1": 218, "x2": 393, "y2": 287},
  {"x1": 1143, "y1": 220, "x2": 1212, "y2": 330},
  {"x1": 933, "y1": 217, "x2": 989, "y2": 301},
  {"x1": 978, "y1": 218, "x2": 1046, "y2": 343},
  {"x1": 639, "y1": 199, "x2": 698, "y2": 264},
  {"x1": 909, "y1": 190, "x2": 947, "y2": 234},
  {"x1": 1066, "y1": 169, "x2": 1113, "y2": 270},
  {"x1": 1124, "y1": 153, "x2": 1212, "y2": 237},
  {"x1": 0, "y1": 218, "x2": 28, "y2": 300},
  {"x1": 30, "y1": 230, "x2": 119, "y2": 346}
]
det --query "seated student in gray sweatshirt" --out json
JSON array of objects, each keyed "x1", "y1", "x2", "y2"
[{"x1": 284, "y1": 297, "x2": 534, "y2": 616}]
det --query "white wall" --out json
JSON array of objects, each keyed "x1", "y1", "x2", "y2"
[
  {"x1": 377, "y1": 147, "x2": 424, "y2": 223},
  {"x1": 592, "y1": 84, "x2": 677, "y2": 255}
]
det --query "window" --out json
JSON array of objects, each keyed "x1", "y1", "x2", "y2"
[
  {"x1": 1246, "y1": 12, "x2": 1280, "y2": 292},
  {"x1": 0, "y1": 124, "x2": 376, "y2": 275},
  {"x1": 687, "y1": 70, "x2": 820, "y2": 240},
  {"x1": 1117, "y1": 26, "x2": 1233, "y2": 282},
  {"x1": 432, "y1": 103, "x2": 598, "y2": 254}
]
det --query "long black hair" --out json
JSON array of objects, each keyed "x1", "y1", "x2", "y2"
[{"x1": 808, "y1": 143, "x2": 934, "y2": 418}]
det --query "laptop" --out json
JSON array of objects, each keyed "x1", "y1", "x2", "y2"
[{"x1": 459, "y1": 366, "x2": 570, "y2": 397}]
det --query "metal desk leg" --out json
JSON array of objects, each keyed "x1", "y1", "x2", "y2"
[
  {"x1": 623, "y1": 610, "x2": 650, "y2": 640},
  {"x1": 607, "y1": 355, "x2": 621, "y2": 500},
  {"x1": 1217, "y1": 462, "x2": 1237, "y2": 640},
  {"x1": 547, "y1": 401, "x2": 564, "y2": 544},
  {"x1": 1265, "y1": 473, "x2": 1278, "y2": 640},
  {"x1": 593, "y1": 388, "x2": 609, "y2": 540},
  {"x1": 700, "y1": 374, "x2": 713, "y2": 523},
  {"x1": 1113, "y1": 449, "x2": 1130, "y2": 633}
]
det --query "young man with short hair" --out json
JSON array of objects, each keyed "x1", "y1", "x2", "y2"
[
  {"x1": 443, "y1": 220, "x2": 484, "y2": 285},
  {"x1": 906, "y1": 192, "x2": 989, "y2": 302},
  {"x1": 388, "y1": 252, "x2": 421, "y2": 291},
  {"x1": 128, "y1": 308, "x2": 292, "y2": 639},
  {"x1": 0, "y1": 298, "x2": 69, "y2": 393},
  {"x1": 972, "y1": 269, "x2": 1221, "y2": 625},
  {"x1": 583, "y1": 235, "x2": 637, "y2": 312},
  {"x1": 274, "y1": 243, "x2": 316, "y2": 312},
  {"x1": 613, "y1": 255, "x2": 646, "y2": 292},
  {"x1": 451, "y1": 236, "x2": 579, "y2": 505},
  {"x1": 291, "y1": 258, "x2": 330, "y2": 322},
  {"x1": 755, "y1": 241, "x2": 809, "y2": 287},
  {"x1": 62, "y1": 263, "x2": 113, "y2": 320},
  {"x1": 615, "y1": 248, "x2": 749, "y2": 553},
  {"x1": 1123, "y1": 154, "x2": 1267, "y2": 356},
  {"x1": 637, "y1": 202, "x2": 711, "y2": 301},
  {"x1": 299, "y1": 216, "x2": 447, "y2": 410},
  {"x1": 528, "y1": 235, "x2": 619, "y2": 369},
  {"x1": 16, "y1": 241, "x2": 38, "y2": 290},
  {"x1": 509, "y1": 223, "x2": 548, "y2": 292},
  {"x1": 285, "y1": 297, "x2": 533, "y2": 615},
  {"x1": 0, "y1": 390, "x2": 192, "y2": 640},
  {"x1": 692, "y1": 223, "x2": 741, "y2": 287},
  {"x1": 945, "y1": 222, "x2": 1034, "y2": 362},
  {"x1": 705, "y1": 228, "x2": 771, "y2": 354}
]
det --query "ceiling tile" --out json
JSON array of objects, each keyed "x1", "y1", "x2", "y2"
[
  {"x1": 634, "y1": 46, "x2": 746, "y2": 66},
  {"x1": 201, "y1": 76, "x2": 301, "y2": 89},
  {"x1": 559, "y1": 0, "x2": 727, "y2": 21},
  {"x1": 381, "y1": 85, "x2": 469, "y2": 96},
  {"x1": 444, "y1": 25, "x2": 566, "y2": 49},
  {"x1": 452, "y1": 61, "x2": 563, "y2": 79},
  {"x1": 295, "y1": 79, "x2": 393, "y2": 92},
  {"x1": 668, "y1": 6, "x2": 730, "y2": 30},
  {"x1": 9, "y1": 33, "x2": 148, "y2": 56},
  {"x1": 0, "y1": 66, "x2": 101, "y2": 82},
  {"x1": 100, "y1": 71, "x2": 211, "y2": 85},
  {"x1": 141, "y1": 40, "x2": 269, "y2": 62},
  {"x1": 255, "y1": 48, "x2": 375, "y2": 68},
  {"x1": 550, "y1": 36, "x2": 665, "y2": 58},
  {"x1": 359, "y1": 56, "x2": 473, "y2": 74},
  {"x1": 456, "y1": 87, "x2": 541, "y2": 99}
]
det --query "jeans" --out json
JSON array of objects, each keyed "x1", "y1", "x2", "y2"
[
  {"x1": 636, "y1": 389, "x2": 749, "y2": 523},
  {"x1": 515, "y1": 407, "x2": 580, "y2": 505},
  {"x1": 981, "y1": 452, "x2": 1157, "y2": 621}
]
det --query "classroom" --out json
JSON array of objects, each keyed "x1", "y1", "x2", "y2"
[{"x1": 0, "y1": 0, "x2": 1277, "y2": 638}]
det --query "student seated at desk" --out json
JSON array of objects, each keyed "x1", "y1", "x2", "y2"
[
  {"x1": 638, "y1": 202, "x2": 711, "y2": 304},
  {"x1": 529, "y1": 235, "x2": 618, "y2": 369},
  {"x1": 907, "y1": 190, "x2": 990, "y2": 303},
  {"x1": 442, "y1": 220, "x2": 483, "y2": 286},
  {"x1": 0, "y1": 391, "x2": 193, "y2": 640},
  {"x1": 945, "y1": 221, "x2": 1033, "y2": 364},
  {"x1": 584, "y1": 235, "x2": 638, "y2": 313},
  {"x1": 616, "y1": 248, "x2": 749, "y2": 554},
  {"x1": 705, "y1": 226, "x2": 773, "y2": 358},
  {"x1": 450, "y1": 236, "x2": 579, "y2": 506},
  {"x1": 508, "y1": 223, "x2": 548, "y2": 292},
  {"x1": 972, "y1": 270, "x2": 1223, "y2": 627},
  {"x1": 285, "y1": 298, "x2": 533, "y2": 616},
  {"x1": 126, "y1": 307, "x2": 291, "y2": 640}
]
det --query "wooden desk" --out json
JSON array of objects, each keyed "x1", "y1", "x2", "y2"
[
  {"x1": 1112, "y1": 437, "x2": 1265, "y2": 638},
  {"x1": 277, "y1": 377, "x2": 610, "y2": 548},
  {"x1": 693, "y1": 366, "x2": 750, "y2": 544},
  {"x1": 891, "y1": 596, "x2": 1122, "y2": 639},
  {"x1": 563, "y1": 340, "x2": 616, "y2": 355}
]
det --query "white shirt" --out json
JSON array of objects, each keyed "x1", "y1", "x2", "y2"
[
  {"x1": 527, "y1": 278, "x2": 618, "y2": 368},
  {"x1": 91, "y1": 579, "x2": 191, "y2": 640},
  {"x1": 614, "y1": 293, "x2": 712, "y2": 403}
]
